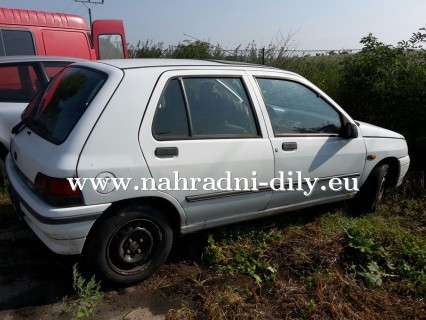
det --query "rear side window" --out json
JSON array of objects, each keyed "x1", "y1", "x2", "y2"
[
  {"x1": 0, "y1": 64, "x2": 41, "y2": 102},
  {"x1": 152, "y1": 79, "x2": 189, "y2": 138},
  {"x1": 153, "y1": 77, "x2": 259, "y2": 140},
  {"x1": 28, "y1": 67, "x2": 107, "y2": 144},
  {"x1": 0, "y1": 29, "x2": 36, "y2": 56}
]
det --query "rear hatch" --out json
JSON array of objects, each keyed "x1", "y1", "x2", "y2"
[{"x1": 9, "y1": 62, "x2": 123, "y2": 206}]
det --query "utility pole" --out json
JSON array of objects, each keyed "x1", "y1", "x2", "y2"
[{"x1": 75, "y1": 0, "x2": 104, "y2": 28}]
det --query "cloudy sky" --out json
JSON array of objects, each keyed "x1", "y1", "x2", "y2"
[{"x1": 1, "y1": 0, "x2": 425, "y2": 50}]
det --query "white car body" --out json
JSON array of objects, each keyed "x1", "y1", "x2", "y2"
[{"x1": 5, "y1": 59, "x2": 409, "y2": 284}]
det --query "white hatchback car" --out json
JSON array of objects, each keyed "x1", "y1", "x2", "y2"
[{"x1": 6, "y1": 59, "x2": 409, "y2": 285}]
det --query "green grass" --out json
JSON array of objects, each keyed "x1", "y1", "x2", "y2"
[
  {"x1": 0, "y1": 181, "x2": 15, "y2": 224},
  {"x1": 203, "y1": 191, "x2": 426, "y2": 293},
  {"x1": 169, "y1": 192, "x2": 425, "y2": 318},
  {"x1": 203, "y1": 227, "x2": 281, "y2": 284},
  {"x1": 0, "y1": 180, "x2": 9, "y2": 199}
]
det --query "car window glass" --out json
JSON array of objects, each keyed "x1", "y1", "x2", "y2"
[
  {"x1": 153, "y1": 79, "x2": 189, "y2": 139},
  {"x1": 183, "y1": 77, "x2": 258, "y2": 137},
  {"x1": 0, "y1": 64, "x2": 39, "y2": 102},
  {"x1": 28, "y1": 65, "x2": 39, "y2": 91},
  {"x1": 29, "y1": 67, "x2": 107, "y2": 144},
  {"x1": 256, "y1": 78, "x2": 341, "y2": 135},
  {"x1": 98, "y1": 34, "x2": 125, "y2": 59},
  {"x1": 42, "y1": 61, "x2": 73, "y2": 79},
  {"x1": 0, "y1": 30, "x2": 35, "y2": 56},
  {"x1": 153, "y1": 77, "x2": 259, "y2": 140}
]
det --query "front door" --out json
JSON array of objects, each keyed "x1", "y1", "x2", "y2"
[{"x1": 248, "y1": 72, "x2": 366, "y2": 208}]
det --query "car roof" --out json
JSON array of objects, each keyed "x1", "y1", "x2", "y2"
[
  {"x1": 96, "y1": 58, "x2": 285, "y2": 72},
  {"x1": 0, "y1": 56, "x2": 86, "y2": 64}
]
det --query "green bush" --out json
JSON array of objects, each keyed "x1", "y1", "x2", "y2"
[
  {"x1": 128, "y1": 30, "x2": 425, "y2": 166},
  {"x1": 341, "y1": 32, "x2": 426, "y2": 163}
]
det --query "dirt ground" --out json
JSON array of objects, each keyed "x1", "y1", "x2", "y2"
[
  {"x1": 0, "y1": 216, "x2": 200, "y2": 320},
  {"x1": 1, "y1": 195, "x2": 424, "y2": 319}
]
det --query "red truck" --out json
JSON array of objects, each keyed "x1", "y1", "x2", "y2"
[{"x1": 0, "y1": 7, "x2": 128, "y2": 59}]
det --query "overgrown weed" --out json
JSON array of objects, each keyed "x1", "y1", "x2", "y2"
[{"x1": 62, "y1": 264, "x2": 103, "y2": 320}]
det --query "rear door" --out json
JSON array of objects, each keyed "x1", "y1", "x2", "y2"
[
  {"x1": 140, "y1": 70, "x2": 274, "y2": 229},
  {"x1": 92, "y1": 20, "x2": 128, "y2": 59}
]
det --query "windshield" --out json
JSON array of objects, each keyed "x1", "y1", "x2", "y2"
[{"x1": 23, "y1": 66, "x2": 107, "y2": 144}]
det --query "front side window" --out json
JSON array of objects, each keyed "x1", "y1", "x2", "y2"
[
  {"x1": 153, "y1": 77, "x2": 258, "y2": 140},
  {"x1": 26, "y1": 67, "x2": 107, "y2": 144},
  {"x1": 0, "y1": 29, "x2": 35, "y2": 56},
  {"x1": 256, "y1": 78, "x2": 341, "y2": 135}
]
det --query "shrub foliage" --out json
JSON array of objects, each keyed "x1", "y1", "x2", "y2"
[
  {"x1": 341, "y1": 32, "x2": 426, "y2": 163},
  {"x1": 129, "y1": 29, "x2": 426, "y2": 167}
]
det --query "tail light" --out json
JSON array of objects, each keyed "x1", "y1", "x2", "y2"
[{"x1": 34, "y1": 173, "x2": 84, "y2": 207}]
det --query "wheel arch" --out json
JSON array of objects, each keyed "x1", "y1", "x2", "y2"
[
  {"x1": 373, "y1": 157, "x2": 399, "y2": 187},
  {"x1": 87, "y1": 196, "x2": 184, "y2": 238},
  {"x1": 83, "y1": 196, "x2": 178, "y2": 285}
]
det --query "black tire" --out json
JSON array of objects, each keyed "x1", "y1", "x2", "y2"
[
  {"x1": 0, "y1": 158, "x2": 5, "y2": 184},
  {"x1": 352, "y1": 163, "x2": 390, "y2": 214},
  {"x1": 85, "y1": 204, "x2": 173, "y2": 286}
]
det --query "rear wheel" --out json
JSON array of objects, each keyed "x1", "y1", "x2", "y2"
[
  {"x1": 85, "y1": 204, "x2": 173, "y2": 286},
  {"x1": 0, "y1": 158, "x2": 5, "y2": 184},
  {"x1": 352, "y1": 163, "x2": 390, "y2": 214}
]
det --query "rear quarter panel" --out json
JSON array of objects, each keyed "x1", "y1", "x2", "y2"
[{"x1": 77, "y1": 68, "x2": 165, "y2": 204}]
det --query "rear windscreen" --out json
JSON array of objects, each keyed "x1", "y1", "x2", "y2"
[{"x1": 26, "y1": 67, "x2": 107, "y2": 144}]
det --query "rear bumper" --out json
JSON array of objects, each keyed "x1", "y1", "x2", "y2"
[
  {"x1": 5, "y1": 154, "x2": 111, "y2": 255},
  {"x1": 397, "y1": 155, "x2": 410, "y2": 187}
]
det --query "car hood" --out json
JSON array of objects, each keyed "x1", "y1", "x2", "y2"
[{"x1": 356, "y1": 121, "x2": 404, "y2": 139}]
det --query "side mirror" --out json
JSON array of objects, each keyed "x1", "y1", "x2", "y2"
[{"x1": 344, "y1": 122, "x2": 358, "y2": 139}]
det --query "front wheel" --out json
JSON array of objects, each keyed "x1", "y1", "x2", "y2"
[
  {"x1": 352, "y1": 163, "x2": 390, "y2": 214},
  {"x1": 85, "y1": 205, "x2": 173, "y2": 286}
]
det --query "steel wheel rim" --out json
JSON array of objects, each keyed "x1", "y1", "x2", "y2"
[
  {"x1": 106, "y1": 218, "x2": 162, "y2": 275},
  {"x1": 376, "y1": 172, "x2": 388, "y2": 205}
]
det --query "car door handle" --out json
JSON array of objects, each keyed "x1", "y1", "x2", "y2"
[
  {"x1": 282, "y1": 142, "x2": 297, "y2": 151},
  {"x1": 155, "y1": 147, "x2": 179, "y2": 158}
]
